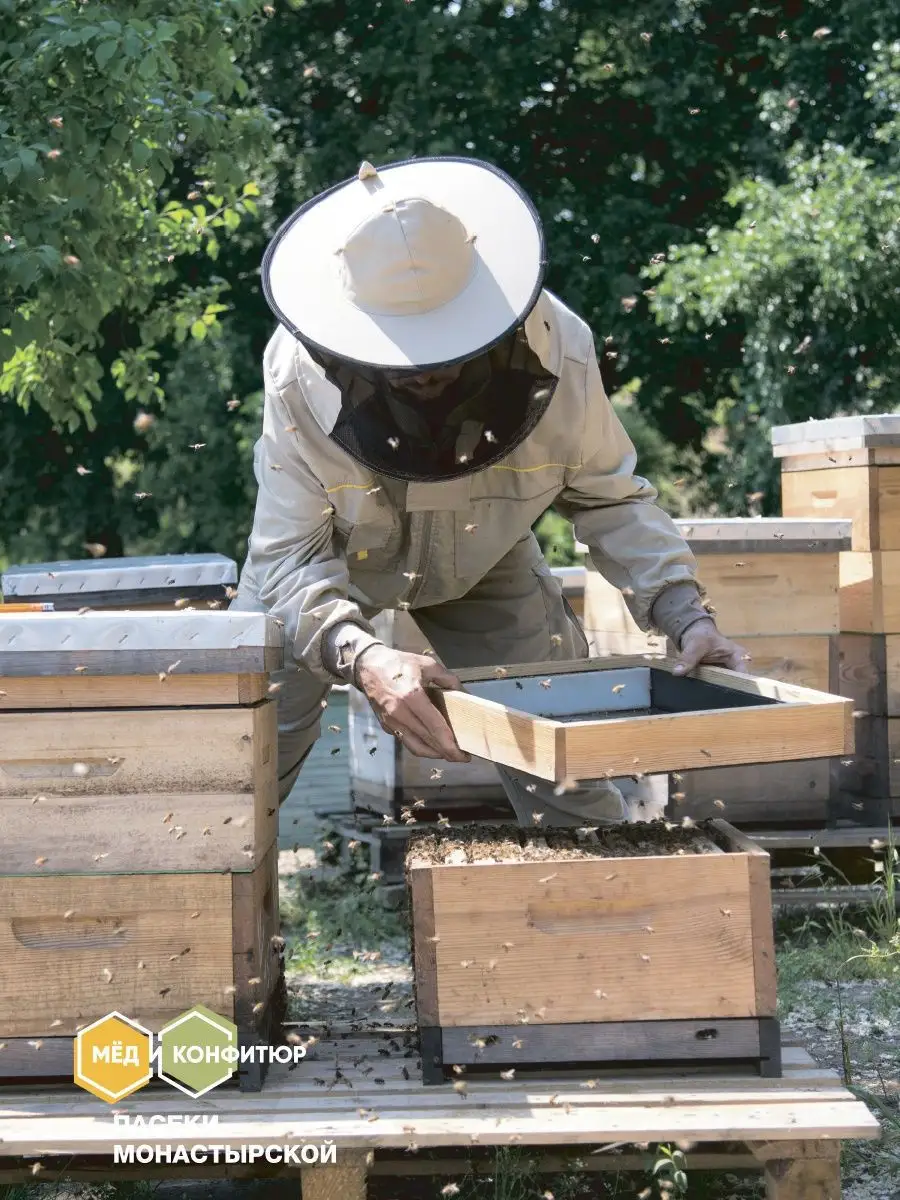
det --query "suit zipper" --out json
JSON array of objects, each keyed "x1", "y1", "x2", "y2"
[{"x1": 405, "y1": 511, "x2": 433, "y2": 607}]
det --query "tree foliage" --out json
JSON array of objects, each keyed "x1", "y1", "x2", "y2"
[
  {"x1": 2, "y1": 0, "x2": 898, "y2": 568},
  {"x1": 0, "y1": 0, "x2": 272, "y2": 428}
]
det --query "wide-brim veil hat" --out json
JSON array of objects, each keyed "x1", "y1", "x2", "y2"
[{"x1": 262, "y1": 156, "x2": 547, "y2": 370}]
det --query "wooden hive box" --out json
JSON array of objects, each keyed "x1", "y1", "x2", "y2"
[
  {"x1": 408, "y1": 818, "x2": 780, "y2": 1083},
  {"x1": 774, "y1": 416, "x2": 900, "y2": 820},
  {"x1": 581, "y1": 521, "x2": 850, "y2": 823},
  {"x1": 0, "y1": 609, "x2": 285, "y2": 1090},
  {"x1": 1, "y1": 553, "x2": 237, "y2": 612},
  {"x1": 348, "y1": 608, "x2": 511, "y2": 821}
]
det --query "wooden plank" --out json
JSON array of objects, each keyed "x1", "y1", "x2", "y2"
[
  {"x1": 409, "y1": 867, "x2": 439, "y2": 1026},
  {"x1": 0, "y1": 1099, "x2": 878, "y2": 1152},
  {"x1": 747, "y1": 855, "x2": 778, "y2": 1017},
  {"x1": 745, "y1": 826, "x2": 891, "y2": 850},
  {"x1": 560, "y1": 701, "x2": 850, "y2": 783},
  {"x1": 671, "y1": 760, "x2": 833, "y2": 824},
  {"x1": 232, "y1": 841, "x2": 282, "y2": 1021},
  {"x1": 0, "y1": 872, "x2": 234, "y2": 1036},
  {"x1": 837, "y1": 634, "x2": 889, "y2": 717},
  {"x1": 0, "y1": 673, "x2": 268, "y2": 710},
  {"x1": 438, "y1": 690, "x2": 561, "y2": 779},
  {"x1": 301, "y1": 1157, "x2": 369, "y2": 1200},
  {"x1": 0, "y1": 611, "x2": 283, "y2": 676},
  {"x1": 839, "y1": 550, "x2": 900, "y2": 633},
  {"x1": 675, "y1": 518, "x2": 851, "y2": 552},
  {"x1": 782, "y1": 466, "x2": 875, "y2": 551},
  {"x1": 421, "y1": 853, "x2": 758, "y2": 1026},
  {"x1": 692, "y1": 553, "x2": 840, "y2": 636},
  {"x1": 438, "y1": 1018, "x2": 776, "y2": 1069},
  {"x1": 756, "y1": 1144, "x2": 842, "y2": 1199},
  {"x1": 783, "y1": 464, "x2": 900, "y2": 552},
  {"x1": 0, "y1": 703, "x2": 273, "y2": 797},
  {"x1": 780, "y1": 446, "x2": 900, "y2": 471},
  {"x1": 0, "y1": 791, "x2": 276, "y2": 875}
]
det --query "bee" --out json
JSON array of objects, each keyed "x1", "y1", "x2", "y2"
[
  {"x1": 812, "y1": 26, "x2": 831, "y2": 38},
  {"x1": 464, "y1": 523, "x2": 478, "y2": 534},
  {"x1": 366, "y1": 486, "x2": 382, "y2": 496},
  {"x1": 550, "y1": 633, "x2": 563, "y2": 646},
  {"x1": 63, "y1": 909, "x2": 76, "y2": 920},
  {"x1": 382, "y1": 814, "x2": 395, "y2": 825},
  {"x1": 134, "y1": 491, "x2": 153, "y2": 501},
  {"x1": 611, "y1": 683, "x2": 626, "y2": 694},
  {"x1": 538, "y1": 872, "x2": 558, "y2": 884},
  {"x1": 539, "y1": 678, "x2": 552, "y2": 689},
  {"x1": 639, "y1": 30, "x2": 651, "y2": 41},
  {"x1": 330, "y1": 747, "x2": 341, "y2": 756},
  {"x1": 501, "y1": 941, "x2": 515, "y2": 951},
  {"x1": 460, "y1": 960, "x2": 474, "y2": 968},
  {"x1": 484, "y1": 430, "x2": 497, "y2": 443},
  {"x1": 75, "y1": 465, "x2": 92, "y2": 476},
  {"x1": 102, "y1": 967, "x2": 113, "y2": 983},
  {"x1": 441, "y1": 1186, "x2": 461, "y2": 1197},
  {"x1": 430, "y1": 768, "x2": 443, "y2": 781},
  {"x1": 322, "y1": 506, "x2": 335, "y2": 517},
  {"x1": 720, "y1": 908, "x2": 732, "y2": 917},
  {"x1": 688, "y1": 107, "x2": 700, "y2": 115},
  {"x1": 493, "y1": 666, "x2": 508, "y2": 678},
  {"x1": 34, "y1": 856, "x2": 48, "y2": 866},
  {"x1": 403, "y1": 571, "x2": 420, "y2": 581},
  {"x1": 500, "y1": 1069, "x2": 515, "y2": 1081},
  {"x1": 713, "y1": 799, "x2": 726, "y2": 810},
  {"x1": 83, "y1": 542, "x2": 107, "y2": 558},
  {"x1": 387, "y1": 437, "x2": 400, "y2": 450},
  {"x1": 284, "y1": 424, "x2": 299, "y2": 433},
  {"x1": 437, "y1": 814, "x2": 450, "y2": 828},
  {"x1": 188, "y1": 442, "x2": 207, "y2": 451},
  {"x1": 453, "y1": 1080, "x2": 468, "y2": 1096},
  {"x1": 620, "y1": 297, "x2": 638, "y2": 313},
  {"x1": 531, "y1": 811, "x2": 544, "y2": 825}
]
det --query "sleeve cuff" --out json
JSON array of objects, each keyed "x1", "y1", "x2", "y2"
[
  {"x1": 322, "y1": 622, "x2": 385, "y2": 686},
  {"x1": 649, "y1": 581, "x2": 715, "y2": 650}
]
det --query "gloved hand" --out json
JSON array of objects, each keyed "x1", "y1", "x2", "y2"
[
  {"x1": 673, "y1": 617, "x2": 748, "y2": 676},
  {"x1": 354, "y1": 644, "x2": 472, "y2": 762}
]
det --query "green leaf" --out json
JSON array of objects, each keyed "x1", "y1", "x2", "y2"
[
  {"x1": 193, "y1": 90, "x2": 215, "y2": 104},
  {"x1": 99, "y1": 19, "x2": 122, "y2": 34},
  {"x1": 124, "y1": 30, "x2": 142, "y2": 57},
  {"x1": 222, "y1": 208, "x2": 241, "y2": 231},
  {"x1": 132, "y1": 141, "x2": 151, "y2": 168},
  {"x1": 242, "y1": 181, "x2": 260, "y2": 197},
  {"x1": 190, "y1": 320, "x2": 207, "y2": 341},
  {"x1": 95, "y1": 39, "x2": 118, "y2": 68},
  {"x1": 19, "y1": 147, "x2": 37, "y2": 169},
  {"x1": 156, "y1": 21, "x2": 178, "y2": 41},
  {"x1": 3, "y1": 157, "x2": 21, "y2": 182}
]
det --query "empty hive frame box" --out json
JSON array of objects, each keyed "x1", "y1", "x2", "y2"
[{"x1": 0, "y1": 610, "x2": 285, "y2": 1090}]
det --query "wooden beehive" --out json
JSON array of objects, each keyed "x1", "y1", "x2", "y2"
[
  {"x1": 774, "y1": 415, "x2": 900, "y2": 820},
  {"x1": 581, "y1": 520, "x2": 851, "y2": 823},
  {"x1": 409, "y1": 819, "x2": 780, "y2": 1082},
  {"x1": 1, "y1": 553, "x2": 237, "y2": 611},
  {"x1": 0, "y1": 610, "x2": 285, "y2": 1089}
]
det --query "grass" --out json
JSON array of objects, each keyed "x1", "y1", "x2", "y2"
[{"x1": 280, "y1": 833, "x2": 407, "y2": 979}]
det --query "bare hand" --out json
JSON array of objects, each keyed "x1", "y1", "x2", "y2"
[
  {"x1": 355, "y1": 645, "x2": 471, "y2": 762},
  {"x1": 673, "y1": 618, "x2": 748, "y2": 676}
]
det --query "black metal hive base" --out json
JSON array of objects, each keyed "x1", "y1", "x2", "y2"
[{"x1": 419, "y1": 1017, "x2": 782, "y2": 1085}]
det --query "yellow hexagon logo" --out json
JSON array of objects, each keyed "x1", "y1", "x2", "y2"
[{"x1": 73, "y1": 1012, "x2": 153, "y2": 1103}]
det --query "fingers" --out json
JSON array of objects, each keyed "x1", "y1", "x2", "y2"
[
  {"x1": 672, "y1": 651, "x2": 701, "y2": 677},
  {"x1": 422, "y1": 663, "x2": 464, "y2": 691}
]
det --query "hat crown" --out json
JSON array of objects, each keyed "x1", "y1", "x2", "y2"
[{"x1": 340, "y1": 195, "x2": 476, "y2": 318}]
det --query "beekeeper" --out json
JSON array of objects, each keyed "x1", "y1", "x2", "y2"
[{"x1": 232, "y1": 156, "x2": 746, "y2": 825}]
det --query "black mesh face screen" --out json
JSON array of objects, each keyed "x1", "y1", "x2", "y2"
[{"x1": 305, "y1": 335, "x2": 559, "y2": 483}]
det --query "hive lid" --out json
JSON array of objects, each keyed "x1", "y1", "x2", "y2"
[
  {"x1": 0, "y1": 610, "x2": 284, "y2": 676},
  {"x1": 579, "y1": 518, "x2": 851, "y2": 556},
  {"x1": 771, "y1": 414, "x2": 900, "y2": 456},
  {"x1": 2, "y1": 553, "x2": 238, "y2": 604}
]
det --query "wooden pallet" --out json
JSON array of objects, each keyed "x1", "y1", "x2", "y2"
[{"x1": 0, "y1": 1029, "x2": 879, "y2": 1198}]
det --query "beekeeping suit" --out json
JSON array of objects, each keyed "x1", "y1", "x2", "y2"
[{"x1": 232, "y1": 157, "x2": 744, "y2": 824}]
